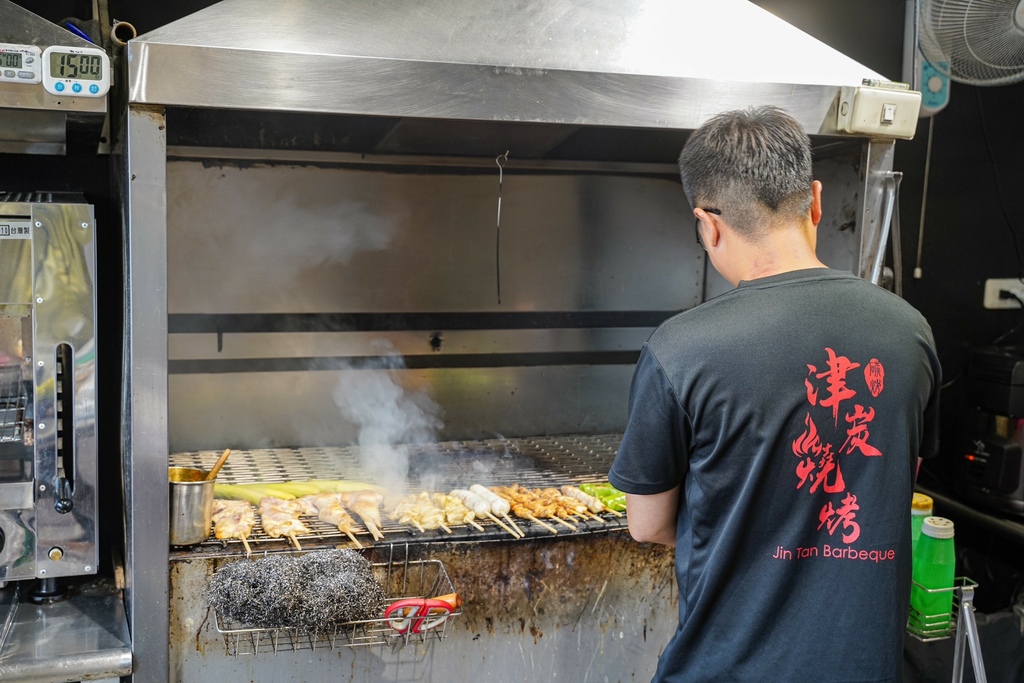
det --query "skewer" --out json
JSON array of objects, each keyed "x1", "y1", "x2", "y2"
[
  {"x1": 440, "y1": 523, "x2": 453, "y2": 534},
  {"x1": 502, "y1": 512, "x2": 525, "y2": 536},
  {"x1": 552, "y1": 516, "x2": 577, "y2": 531},
  {"x1": 288, "y1": 534, "x2": 302, "y2": 551},
  {"x1": 604, "y1": 507, "x2": 624, "y2": 517},
  {"x1": 410, "y1": 520, "x2": 425, "y2": 533},
  {"x1": 524, "y1": 514, "x2": 558, "y2": 535},
  {"x1": 467, "y1": 519, "x2": 485, "y2": 532},
  {"x1": 582, "y1": 511, "x2": 606, "y2": 523},
  {"x1": 344, "y1": 530, "x2": 363, "y2": 548},
  {"x1": 240, "y1": 536, "x2": 252, "y2": 557},
  {"x1": 486, "y1": 511, "x2": 521, "y2": 538},
  {"x1": 365, "y1": 522, "x2": 384, "y2": 541}
]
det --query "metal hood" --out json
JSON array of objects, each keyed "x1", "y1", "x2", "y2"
[
  {"x1": 127, "y1": 0, "x2": 889, "y2": 136},
  {"x1": 0, "y1": 0, "x2": 107, "y2": 154}
]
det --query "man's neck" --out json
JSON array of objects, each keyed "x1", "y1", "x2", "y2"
[{"x1": 728, "y1": 226, "x2": 827, "y2": 284}]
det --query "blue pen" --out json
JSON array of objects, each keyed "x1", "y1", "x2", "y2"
[{"x1": 64, "y1": 22, "x2": 95, "y2": 44}]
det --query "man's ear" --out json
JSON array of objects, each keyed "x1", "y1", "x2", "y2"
[
  {"x1": 703, "y1": 214, "x2": 722, "y2": 249},
  {"x1": 810, "y1": 180, "x2": 823, "y2": 226}
]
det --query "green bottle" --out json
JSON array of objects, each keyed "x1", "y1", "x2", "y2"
[
  {"x1": 910, "y1": 493, "x2": 933, "y2": 557},
  {"x1": 909, "y1": 516, "x2": 955, "y2": 635}
]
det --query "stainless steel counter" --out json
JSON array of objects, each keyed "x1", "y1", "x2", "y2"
[{"x1": 0, "y1": 578, "x2": 132, "y2": 683}]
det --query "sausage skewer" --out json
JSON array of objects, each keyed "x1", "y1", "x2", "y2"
[
  {"x1": 451, "y1": 489, "x2": 520, "y2": 538},
  {"x1": 470, "y1": 484, "x2": 525, "y2": 536}
]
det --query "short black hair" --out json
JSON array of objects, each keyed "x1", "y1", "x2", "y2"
[{"x1": 678, "y1": 106, "x2": 813, "y2": 237}]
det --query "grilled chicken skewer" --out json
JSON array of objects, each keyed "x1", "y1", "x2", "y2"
[
  {"x1": 300, "y1": 493, "x2": 364, "y2": 548},
  {"x1": 257, "y1": 497, "x2": 309, "y2": 550},
  {"x1": 539, "y1": 487, "x2": 604, "y2": 523},
  {"x1": 212, "y1": 499, "x2": 255, "y2": 556},
  {"x1": 505, "y1": 498, "x2": 559, "y2": 535},
  {"x1": 387, "y1": 496, "x2": 425, "y2": 532},
  {"x1": 506, "y1": 484, "x2": 580, "y2": 529},
  {"x1": 432, "y1": 492, "x2": 485, "y2": 531},
  {"x1": 387, "y1": 492, "x2": 452, "y2": 533},
  {"x1": 494, "y1": 485, "x2": 578, "y2": 532},
  {"x1": 340, "y1": 490, "x2": 385, "y2": 541},
  {"x1": 451, "y1": 489, "x2": 520, "y2": 538}
]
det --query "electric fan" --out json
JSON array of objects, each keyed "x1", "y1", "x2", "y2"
[{"x1": 919, "y1": 0, "x2": 1024, "y2": 85}]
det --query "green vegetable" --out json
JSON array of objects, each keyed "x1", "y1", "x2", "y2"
[{"x1": 580, "y1": 482, "x2": 626, "y2": 512}]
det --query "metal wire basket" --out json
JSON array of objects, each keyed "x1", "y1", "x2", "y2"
[
  {"x1": 907, "y1": 576, "x2": 977, "y2": 641},
  {"x1": 213, "y1": 553, "x2": 460, "y2": 656},
  {"x1": 907, "y1": 577, "x2": 988, "y2": 683}
]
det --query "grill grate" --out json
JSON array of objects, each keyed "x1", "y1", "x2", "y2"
[{"x1": 169, "y1": 433, "x2": 625, "y2": 556}]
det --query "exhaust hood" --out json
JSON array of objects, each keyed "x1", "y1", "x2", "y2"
[
  {"x1": 128, "y1": 0, "x2": 893, "y2": 140},
  {"x1": 0, "y1": 0, "x2": 107, "y2": 154}
]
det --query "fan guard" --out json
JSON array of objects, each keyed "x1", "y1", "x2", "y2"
[{"x1": 920, "y1": 0, "x2": 1024, "y2": 85}]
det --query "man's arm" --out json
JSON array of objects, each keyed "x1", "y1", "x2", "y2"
[{"x1": 625, "y1": 486, "x2": 680, "y2": 547}]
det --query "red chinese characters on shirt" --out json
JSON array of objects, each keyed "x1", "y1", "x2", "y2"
[
  {"x1": 817, "y1": 492, "x2": 861, "y2": 544},
  {"x1": 792, "y1": 349, "x2": 886, "y2": 546},
  {"x1": 816, "y1": 348, "x2": 860, "y2": 425}
]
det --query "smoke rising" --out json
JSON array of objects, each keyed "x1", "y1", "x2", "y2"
[{"x1": 332, "y1": 349, "x2": 442, "y2": 493}]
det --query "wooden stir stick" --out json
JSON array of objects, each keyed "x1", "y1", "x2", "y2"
[{"x1": 205, "y1": 448, "x2": 232, "y2": 480}]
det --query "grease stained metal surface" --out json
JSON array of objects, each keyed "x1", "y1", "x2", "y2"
[
  {"x1": 170, "y1": 537, "x2": 676, "y2": 682},
  {"x1": 168, "y1": 434, "x2": 678, "y2": 681}
]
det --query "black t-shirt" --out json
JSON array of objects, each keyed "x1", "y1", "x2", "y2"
[{"x1": 609, "y1": 268, "x2": 940, "y2": 683}]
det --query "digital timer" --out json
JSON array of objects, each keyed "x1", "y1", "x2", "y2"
[
  {"x1": 41, "y1": 45, "x2": 110, "y2": 97},
  {"x1": 0, "y1": 42, "x2": 42, "y2": 84}
]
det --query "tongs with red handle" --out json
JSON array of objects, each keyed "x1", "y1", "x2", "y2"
[{"x1": 385, "y1": 592, "x2": 461, "y2": 635}]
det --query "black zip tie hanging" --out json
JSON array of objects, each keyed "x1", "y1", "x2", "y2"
[{"x1": 495, "y1": 151, "x2": 508, "y2": 304}]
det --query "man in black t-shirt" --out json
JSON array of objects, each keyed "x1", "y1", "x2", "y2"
[{"x1": 609, "y1": 107, "x2": 940, "y2": 683}]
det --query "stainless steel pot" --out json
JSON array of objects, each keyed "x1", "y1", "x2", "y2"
[{"x1": 169, "y1": 467, "x2": 214, "y2": 546}]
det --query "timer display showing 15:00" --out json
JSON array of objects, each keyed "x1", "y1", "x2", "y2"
[
  {"x1": 41, "y1": 46, "x2": 110, "y2": 97},
  {"x1": 49, "y1": 51, "x2": 103, "y2": 80}
]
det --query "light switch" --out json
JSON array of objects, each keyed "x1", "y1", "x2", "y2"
[{"x1": 836, "y1": 84, "x2": 920, "y2": 139}]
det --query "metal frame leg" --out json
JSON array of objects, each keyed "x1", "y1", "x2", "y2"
[{"x1": 951, "y1": 585, "x2": 987, "y2": 683}]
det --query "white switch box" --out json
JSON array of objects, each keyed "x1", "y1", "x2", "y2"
[
  {"x1": 837, "y1": 85, "x2": 920, "y2": 139},
  {"x1": 983, "y1": 278, "x2": 1024, "y2": 309}
]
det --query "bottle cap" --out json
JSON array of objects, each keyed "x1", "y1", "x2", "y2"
[
  {"x1": 921, "y1": 516, "x2": 955, "y2": 539},
  {"x1": 911, "y1": 493, "x2": 934, "y2": 514}
]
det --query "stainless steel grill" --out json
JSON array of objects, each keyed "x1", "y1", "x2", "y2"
[{"x1": 168, "y1": 433, "x2": 626, "y2": 556}]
